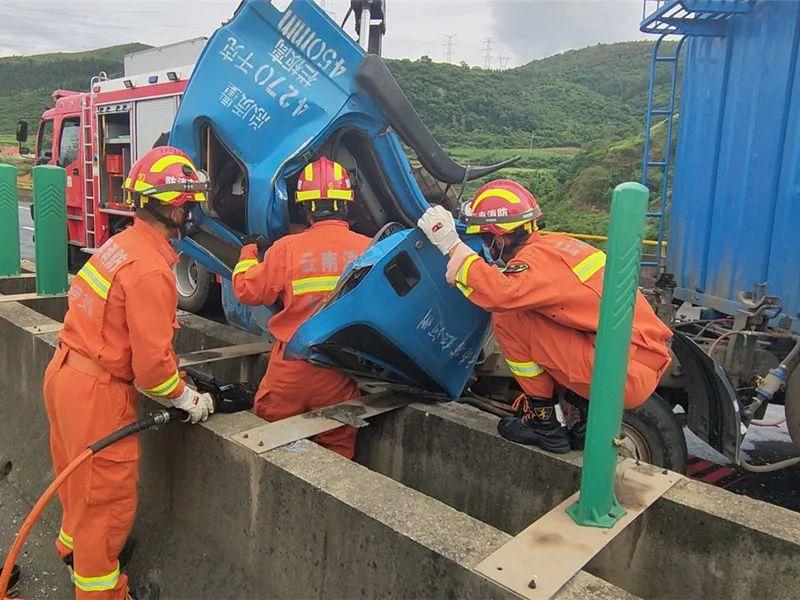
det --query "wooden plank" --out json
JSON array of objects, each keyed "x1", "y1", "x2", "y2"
[
  {"x1": 475, "y1": 459, "x2": 681, "y2": 600},
  {"x1": 231, "y1": 391, "x2": 417, "y2": 453},
  {"x1": 0, "y1": 273, "x2": 36, "y2": 280},
  {"x1": 0, "y1": 292, "x2": 65, "y2": 303},
  {"x1": 178, "y1": 342, "x2": 270, "y2": 368}
]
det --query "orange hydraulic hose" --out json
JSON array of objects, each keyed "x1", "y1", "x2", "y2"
[
  {"x1": 0, "y1": 448, "x2": 92, "y2": 598},
  {"x1": 0, "y1": 407, "x2": 187, "y2": 599}
]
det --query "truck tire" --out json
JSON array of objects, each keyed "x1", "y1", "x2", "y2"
[
  {"x1": 174, "y1": 253, "x2": 219, "y2": 314},
  {"x1": 621, "y1": 393, "x2": 688, "y2": 473}
]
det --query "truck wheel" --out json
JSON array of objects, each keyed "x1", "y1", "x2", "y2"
[
  {"x1": 621, "y1": 393, "x2": 688, "y2": 473},
  {"x1": 174, "y1": 253, "x2": 219, "y2": 313}
]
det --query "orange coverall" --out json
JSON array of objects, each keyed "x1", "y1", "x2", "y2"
[
  {"x1": 452, "y1": 232, "x2": 672, "y2": 408},
  {"x1": 43, "y1": 218, "x2": 185, "y2": 599},
  {"x1": 232, "y1": 220, "x2": 370, "y2": 458}
]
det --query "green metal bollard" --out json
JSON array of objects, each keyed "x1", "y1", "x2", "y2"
[
  {"x1": 565, "y1": 181, "x2": 649, "y2": 528},
  {"x1": 0, "y1": 164, "x2": 21, "y2": 276},
  {"x1": 33, "y1": 165, "x2": 68, "y2": 295}
]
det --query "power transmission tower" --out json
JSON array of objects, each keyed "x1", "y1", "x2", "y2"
[
  {"x1": 498, "y1": 55, "x2": 509, "y2": 70},
  {"x1": 481, "y1": 37, "x2": 494, "y2": 70},
  {"x1": 443, "y1": 33, "x2": 458, "y2": 64}
]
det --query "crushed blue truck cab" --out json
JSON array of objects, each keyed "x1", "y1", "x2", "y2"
[{"x1": 169, "y1": 0, "x2": 501, "y2": 397}]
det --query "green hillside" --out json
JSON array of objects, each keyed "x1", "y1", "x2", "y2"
[
  {"x1": 387, "y1": 41, "x2": 674, "y2": 149},
  {"x1": 0, "y1": 40, "x2": 670, "y2": 236},
  {"x1": 0, "y1": 43, "x2": 149, "y2": 134},
  {"x1": 0, "y1": 40, "x2": 669, "y2": 148}
]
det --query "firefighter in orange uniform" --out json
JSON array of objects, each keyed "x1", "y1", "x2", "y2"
[
  {"x1": 232, "y1": 157, "x2": 370, "y2": 459},
  {"x1": 418, "y1": 180, "x2": 672, "y2": 453},
  {"x1": 43, "y1": 147, "x2": 214, "y2": 600}
]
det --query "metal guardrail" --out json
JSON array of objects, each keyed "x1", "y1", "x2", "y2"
[{"x1": 542, "y1": 230, "x2": 668, "y2": 256}]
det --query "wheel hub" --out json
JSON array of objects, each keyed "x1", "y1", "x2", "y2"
[
  {"x1": 174, "y1": 253, "x2": 199, "y2": 298},
  {"x1": 619, "y1": 423, "x2": 653, "y2": 463}
]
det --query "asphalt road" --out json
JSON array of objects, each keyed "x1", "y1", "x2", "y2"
[{"x1": 19, "y1": 203, "x2": 33, "y2": 261}]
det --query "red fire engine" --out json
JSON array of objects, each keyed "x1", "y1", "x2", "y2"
[{"x1": 27, "y1": 40, "x2": 217, "y2": 311}]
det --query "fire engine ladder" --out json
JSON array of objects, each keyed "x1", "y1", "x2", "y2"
[
  {"x1": 640, "y1": 33, "x2": 684, "y2": 269},
  {"x1": 80, "y1": 97, "x2": 96, "y2": 250}
]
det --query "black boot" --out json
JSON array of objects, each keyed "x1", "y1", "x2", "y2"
[
  {"x1": 564, "y1": 392, "x2": 588, "y2": 451},
  {"x1": 0, "y1": 562, "x2": 20, "y2": 594},
  {"x1": 497, "y1": 396, "x2": 570, "y2": 454},
  {"x1": 128, "y1": 579, "x2": 160, "y2": 600}
]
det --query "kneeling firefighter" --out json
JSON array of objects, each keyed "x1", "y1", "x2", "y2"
[
  {"x1": 418, "y1": 180, "x2": 673, "y2": 453},
  {"x1": 232, "y1": 157, "x2": 371, "y2": 459},
  {"x1": 43, "y1": 147, "x2": 214, "y2": 600}
]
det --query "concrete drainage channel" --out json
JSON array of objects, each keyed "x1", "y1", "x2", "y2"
[{"x1": 0, "y1": 272, "x2": 798, "y2": 599}]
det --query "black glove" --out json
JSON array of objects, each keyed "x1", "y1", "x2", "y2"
[{"x1": 242, "y1": 234, "x2": 269, "y2": 252}]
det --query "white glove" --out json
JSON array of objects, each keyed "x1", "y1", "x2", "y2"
[
  {"x1": 172, "y1": 386, "x2": 214, "y2": 424},
  {"x1": 417, "y1": 206, "x2": 460, "y2": 255}
]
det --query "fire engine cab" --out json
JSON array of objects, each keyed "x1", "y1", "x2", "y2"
[{"x1": 23, "y1": 40, "x2": 217, "y2": 311}]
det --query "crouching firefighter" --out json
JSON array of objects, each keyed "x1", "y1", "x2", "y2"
[
  {"x1": 232, "y1": 157, "x2": 371, "y2": 458},
  {"x1": 43, "y1": 146, "x2": 214, "y2": 599},
  {"x1": 418, "y1": 180, "x2": 673, "y2": 453}
]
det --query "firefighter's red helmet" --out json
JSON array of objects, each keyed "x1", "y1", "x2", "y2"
[
  {"x1": 461, "y1": 179, "x2": 542, "y2": 237},
  {"x1": 295, "y1": 157, "x2": 354, "y2": 209},
  {"x1": 123, "y1": 146, "x2": 208, "y2": 207}
]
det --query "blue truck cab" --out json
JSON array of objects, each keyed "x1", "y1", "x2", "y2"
[{"x1": 169, "y1": 0, "x2": 508, "y2": 397}]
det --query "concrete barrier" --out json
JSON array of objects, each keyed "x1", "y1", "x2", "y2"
[
  {"x1": 358, "y1": 403, "x2": 800, "y2": 599},
  {"x1": 0, "y1": 280, "x2": 629, "y2": 599}
]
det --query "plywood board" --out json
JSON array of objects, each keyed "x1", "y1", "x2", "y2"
[
  {"x1": 0, "y1": 292, "x2": 64, "y2": 303},
  {"x1": 475, "y1": 459, "x2": 681, "y2": 599},
  {"x1": 232, "y1": 391, "x2": 416, "y2": 453}
]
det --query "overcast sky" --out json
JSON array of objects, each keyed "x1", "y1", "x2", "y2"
[{"x1": 0, "y1": 0, "x2": 648, "y2": 66}]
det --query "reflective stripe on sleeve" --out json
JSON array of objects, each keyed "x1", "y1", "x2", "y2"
[
  {"x1": 77, "y1": 263, "x2": 111, "y2": 300},
  {"x1": 233, "y1": 258, "x2": 259, "y2": 277},
  {"x1": 291, "y1": 275, "x2": 340, "y2": 295},
  {"x1": 143, "y1": 372, "x2": 181, "y2": 398},
  {"x1": 72, "y1": 563, "x2": 120, "y2": 592},
  {"x1": 59, "y1": 528, "x2": 74, "y2": 550},
  {"x1": 572, "y1": 251, "x2": 606, "y2": 283},
  {"x1": 505, "y1": 359, "x2": 545, "y2": 378},
  {"x1": 454, "y1": 254, "x2": 480, "y2": 298}
]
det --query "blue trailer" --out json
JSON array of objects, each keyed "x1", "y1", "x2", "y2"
[{"x1": 640, "y1": 0, "x2": 800, "y2": 464}]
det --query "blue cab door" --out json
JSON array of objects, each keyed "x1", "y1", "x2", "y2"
[{"x1": 287, "y1": 229, "x2": 490, "y2": 399}]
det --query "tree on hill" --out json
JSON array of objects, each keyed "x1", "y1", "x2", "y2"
[{"x1": 0, "y1": 43, "x2": 149, "y2": 133}]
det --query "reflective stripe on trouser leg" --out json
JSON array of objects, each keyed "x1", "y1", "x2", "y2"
[
  {"x1": 73, "y1": 563, "x2": 120, "y2": 592},
  {"x1": 59, "y1": 528, "x2": 74, "y2": 550},
  {"x1": 504, "y1": 358, "x2": 555, "y2": 398}
]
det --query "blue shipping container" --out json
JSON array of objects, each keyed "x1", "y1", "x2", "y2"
[{"x1": 667, "y1": 0, "x2": 800, "y2": 328}]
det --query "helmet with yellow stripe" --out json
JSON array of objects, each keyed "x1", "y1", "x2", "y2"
[
  {"x1": 295, "y1": 157, "x2": 354, "y2": 217},
  {"x1": 461, "y1": 179, "x2": 542, "y2": 237},
  {"x1": 123, "y1": 146, "x2": 208, "y2": 208}
]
